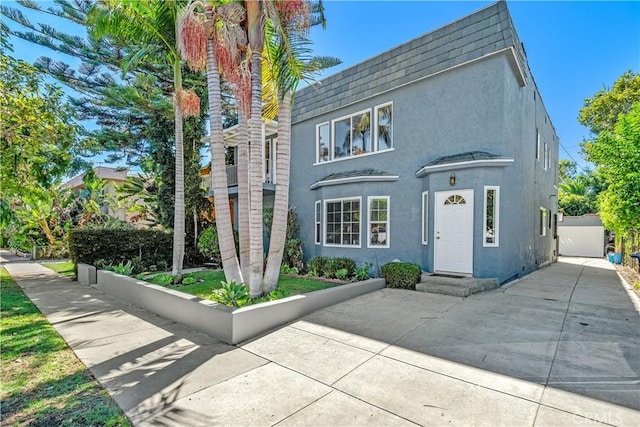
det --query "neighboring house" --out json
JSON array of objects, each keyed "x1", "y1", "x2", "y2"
[
  {"x1": 289, "y1": 1, "x2": 559, "y2": 283},
  {"x1": 201, "y1": 120, "x2": 279, "y2": 225},
  {"x1": 558, "y1": 214, "x2": 605, "y2": 258},
  {"x1": 61, "y1": 166, "x2": 136, "y2": 223}
]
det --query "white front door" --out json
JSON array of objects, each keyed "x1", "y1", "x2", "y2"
[{"x1": 434, "y1": 189, "x2": 474, "y2": 274}]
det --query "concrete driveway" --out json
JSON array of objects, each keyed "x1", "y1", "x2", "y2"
[{"x1": 3, "y1": 255, "x2": 639, "y2": 426}]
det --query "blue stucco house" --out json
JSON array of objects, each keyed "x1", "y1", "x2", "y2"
[{"x1": 288, "y1": 1, "x2": 559, "y2": 283}]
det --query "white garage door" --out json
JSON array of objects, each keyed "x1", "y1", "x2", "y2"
[{"x1": 558, "y1": 226, "x2": 605, "y2": 257}]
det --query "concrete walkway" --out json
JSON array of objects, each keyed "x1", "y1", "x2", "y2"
[{"x1": 2, "y1": 252, "x2": 639, "y2": 426}]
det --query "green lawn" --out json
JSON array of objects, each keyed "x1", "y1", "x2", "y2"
[
  {"x1": 0, "y1": 267, "x2": 130, "y2": 426},
  {"x1": 150, "y1": 270, "x2": 342, "y2": 302},
  {"x1": 41, "y1": 261, "x2": 75, "y2": 278}
]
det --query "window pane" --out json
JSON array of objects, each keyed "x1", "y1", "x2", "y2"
[
  {"x1": 334, "y1": 118, "x2": 350, "y2": 158},
  {"x1": 369, "y1": 197, "x2": 388, "y2": 247},
  {"x1": 352, "y1": 111, "x2": 371, "y2": 155},
  {"x1": 485, "y1": 189, "x2": 495, "y2": 244},
  {"x1": 317, "y1": 124, "x2": 329, "y2": 162},
  {"x1": 422, "y1": 192, "x2": 428, "y2": 244},
  {"x1": 377, "y1": 105, "x2": 393, "y2": 150}
]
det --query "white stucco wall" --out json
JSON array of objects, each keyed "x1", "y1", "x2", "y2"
[{"x1": 558, "y1": 226, "x2": 605, "y2": 258}]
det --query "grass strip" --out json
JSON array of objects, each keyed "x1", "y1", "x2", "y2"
[
  {"x1": 149, "y1": 270, "x2": 342, "y2": 302},
  {"x1": 41, "y1": 261, "x2": 75, "y2": 278},
  {"x1": 0, "y1": 267, "x2": 130, "y2": 426}
]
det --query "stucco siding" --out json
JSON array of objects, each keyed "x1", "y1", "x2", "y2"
[{"x1": 289, "y1": 1, "x2": 558, "y2": 283}]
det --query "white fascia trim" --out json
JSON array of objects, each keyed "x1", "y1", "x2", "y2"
[
  {"x1": 415, "y1": 158, "x2": 514, "y2": 178},
  {"x1": 310, "y1": 175, "x2": 399, "y2": 190},
  {"x1": 508, "y1": 45, "x2": 527, "y2": 87}
]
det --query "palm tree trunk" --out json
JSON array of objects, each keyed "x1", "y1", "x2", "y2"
[
  {"x1": 237, "y1": 109, "x2": 250, "y2": 281},
  {"x1": 248, "y1": 48, "x2": 264, "y2": 297},
  {"x1": 263, "y1": 91, "x2": 292, "y2": 291},
  {"x1": 205, "y1": 22, "x2": 243, "y2": 285},
  {"x1": 171, "y1": 92, "x2": 185, "y2": 276}
]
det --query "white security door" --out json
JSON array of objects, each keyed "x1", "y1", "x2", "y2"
[{"x1": 434, "y1": 189, "x2": 474, "y2": 274}]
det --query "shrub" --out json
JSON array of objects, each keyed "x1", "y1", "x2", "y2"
[
  {"x1": 284, "y1": 238, "x2": 304, "y2": 270},
  {"x1": 307, "y1": 256, "x2": 328, "y2": 276},
  {"x1": 197, "y1": 225, "x2": 239, "y2": 266},
  {"x1": 150, "y1": 273, "x2": 173, "y2": 286},
  {"x1": 280, "y1": 265, "x2": 299, "y2": 275},
  {"x1": 381, "y1": 262, "x2": 421, "y2": 289},
  {"x1": 323, "y1": 258, "x2": 339, "y2": 278},
  {"x1": 109, "y1": 261, "x2": 133, "y2": 276},
  {"x1": 333, "y1": 257, "x2": 356, "y2": 277},
  {"x1": 355, "y1": 262, "x2": 372, "y2": 281},
  {"x1": 197, "y1": 226, "x2": 220, "y2": 264},
  {"x1": 264, "y1": 207, "x2": 304, "y2": 269},
  {"x1": 335, "y1": 268, "x2": 349, "y2": 280},
  {"x1": 181, "y1": 275, "x2": 196, "y2": 285},
  {"x1": 69, "y1": 228, "x2": 173, "y2": 271}
]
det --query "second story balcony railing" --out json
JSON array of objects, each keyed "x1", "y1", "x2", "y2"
[{"x1": 201, "y1": 164, "x2": 273, "y2": 193}]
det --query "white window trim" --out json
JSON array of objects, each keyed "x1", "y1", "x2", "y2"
[
  {"x1": 313, "y1": 148, "x2": 394, "y2": 166},
  {"x1": 316, "y1": 122, "x2": 329, "y2": 164},
  {"x1": 374, "y1": 102, "x2": 393, "y2": 152},
  {"x1": 314, "y1": 200, "x2": 321, "y2": 245},
  {"x1": 546, "y1": 146, "x2": 551, "y2": 171},
  {"x1": 543, "y1": 142, "x2": 548, "y2": 170},
  {"x1": 323, "y1": 196, "x2": 362, "y2": 248},
  {"x1": 421, "y1": 191, "x2": 429, "y2": 245},
  {"x1": 540, "y1": 207, "x2": 547, "y2": 237},
  {"x1": 367, "y1": 196, "x2": 390, "y2": 249},
  {"x1": 483, "y1": 186, "x2": 500, "y2": 247},
  {"x1": 331, "y1": 108, "x2": 372, "y2": 161},
  {"x1": 536, "y1": 129, "x2": 540, "y2": 161}
]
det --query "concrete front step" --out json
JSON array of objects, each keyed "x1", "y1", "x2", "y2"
[{"x1": 416, "y1": 273, "x2": 500, "y2": 297}]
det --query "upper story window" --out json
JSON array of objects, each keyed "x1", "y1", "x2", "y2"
[
  {"x1": 375, "y1": 103, "x2": 393, "y2": 151},
  {"x1": 334, "y1": 109, "x2": 371, "y2": 159},
  {"x1": 317, "y1": 123, "x2": 330, "y2": 163},
  {"x1": 543, "y1": 142, "x2": 548, "y2": 171},
  {"x1": 315, "y1": 103, "x2": 393, "y2": 164}
]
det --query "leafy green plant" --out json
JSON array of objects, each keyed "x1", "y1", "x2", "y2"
[
  {"x1": 181, "y1": 276, "x2": 196, "y2": 285},
  {"x1": 264, "y1": 207, "x2": 304, "y2": 269},
  {"x1": 150, "y1": 273, "x2": 173, "y2": 286},
  {"x1": 134, "y1": 273, "x2": 145, "y2": 280},
  {"x1": 307, "y1": 268, "x2": 319, "y2": 277},
  {"x1": 211, "y1": 281, "x2": 250, "y2": 308},
  {"x1": 355, "y1": 262, "x2": 372, "y2": 281},
  {"x1": 335, "y1": 268, "x2": 349, "y2": 280},
  {"x1": 280, "y1": 264, "x2": 299, "y2": 275},
  {"x1": 267, "y1": 288, "x2": 292, "y2": 300},
  {"x1": 334, "y1": 257, "x2": 356, "y2": 277},
  {"x1": 110, "y1": 261, "x2": 133, "y2": 276},
  {"x1": 381, "y1": 262, "x2": 421, "y2": 289},
  {"x1": 307, "y1": 256, "x2": 328, "y2": 276},
  {"x1": 197, "y1": 226, "x2": 220, "y2": 265},
  {"x1": 321, "y1": 257, "x2": 356, "y2": 279}
]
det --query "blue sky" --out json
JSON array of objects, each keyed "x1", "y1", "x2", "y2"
[{"x1": 6, "y1": 1, "x2": 640, "y2": 172}]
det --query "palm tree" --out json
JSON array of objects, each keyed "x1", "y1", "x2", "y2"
[
  {"x1": 262, "y1": 3, "x2": 341, "y2": 292},
  {"x1": 89, "y1": 0, "x2": 200, "y2": 277},
  {"x1": 245, "y1": 0, "x2": 267, "y2": 297},
  {"x1": 178, "y1": 0, "x2": 245, "y2": 285}
]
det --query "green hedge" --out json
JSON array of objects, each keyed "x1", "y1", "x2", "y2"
[
  {"x1": 381, "y1": 262, "x2": 421, "y2": 289},
  {"x1": 69, "y1": 228, "x2": 173, "y2": 273}
]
